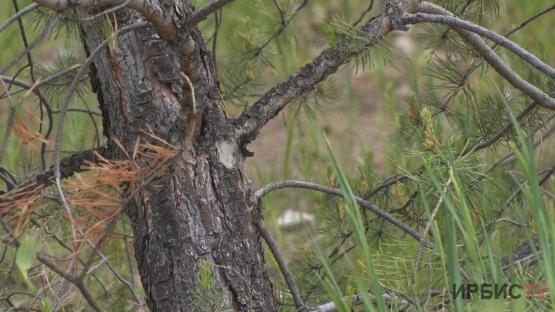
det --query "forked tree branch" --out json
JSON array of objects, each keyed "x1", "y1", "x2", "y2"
[
  {"x1": 235, "y1": 0, "x2": 555, "y2": 144},
  {"x1": 415, "y1": 2, "x2": 555, "y2": 109},
  {"x1": 234, "y1": 0, "x2": 424, "y2": 144}
]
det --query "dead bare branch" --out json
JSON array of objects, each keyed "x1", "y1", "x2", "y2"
[
  {"x1": 254, "y1": 180, "x2": 433, "y2": 247},
  {"x1": 416, "y1": 2, "x2": 555, "y2": 109},
  {"x1": 37, "y1": 253, "x2": 104, "y2": 312},
  {"x1": 402, "y1": 12, "x2": 555, "y2": 78},
  {"x1": 254, "y1": 218, "x2": 306, "y2": 311}
]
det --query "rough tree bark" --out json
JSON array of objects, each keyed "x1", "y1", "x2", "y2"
[{"x1": 80, "y1": 5, "x2": 276, "y2": 312}]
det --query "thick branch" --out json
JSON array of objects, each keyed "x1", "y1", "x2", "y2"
[
  {"x1": 234, "y1": 0, "x2": 423, "y2": 144},
  {"x1": 416, "y1": 2, "x2": 555, "y2": 109},
  {"x1": 402, "y1": 12, "x2": 555, "y2": 79},
  {"x1": 254, "y1": 180, "x2": 433, "y2": 247}
]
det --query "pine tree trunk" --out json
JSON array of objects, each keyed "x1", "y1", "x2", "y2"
[{"x1": 80, "y1": 8, "x2": 276, "y2": 312}]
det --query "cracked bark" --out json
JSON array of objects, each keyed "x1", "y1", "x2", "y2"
[{"x1": 80, "y1": 5, "x2": 275, "y2": 311}]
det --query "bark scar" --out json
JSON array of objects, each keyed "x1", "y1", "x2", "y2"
[{"x1": 215, "y1": 141, "x2": 236, "y2": 169}]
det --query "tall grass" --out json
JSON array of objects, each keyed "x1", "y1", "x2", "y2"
[{"x1": 303, "y1": 85, "x2": 555, "y2": 310}]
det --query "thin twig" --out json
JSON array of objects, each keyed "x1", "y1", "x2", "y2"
[
  {"x1": 461, "y1": 102, "x2": 538, "y2": 156},
  {"x1": 255, "y1": 180, "x2": 433, "y2": 247},
  {"x1": 413, "y1": 172, "x2": 452, "y2": 282},
  {"x1": 362, "y1": 173, "x2": 409, "y2": 199},
  {"x1": 487, "y1": 163, "x2": 555, "y2": 234},
  {"x1": 37, "y1": 253, "x2": 104, "y2": 312},
  {"x1": 0, "y1": 15, "x2": 60, "y2": 75},
  {"x1": 0, "y1": 3, "x2": 39, "y2": 33},
  {"x1": 13, "y1": 0, "x2": 50, "y2": 171},
  {"x1": 80, "y1": 228, "x2": 141, "y2": 304},
  {"x1": 225, "y1": 0, "x2": 309, "y2": 101},
  {"x1": 210, "y1": 8, "x2": 222, "y2": 74},
  {"x1": 0, "y1": 74, "x2": 54, "y2": 170},
  {"x1": 0, "y1": 165, "x2": 17, "y2": 190},
  {"x1": 402, "y1": 12, "x2": 555, "y2": 78},
  {"x1": 185, "y1": 0, "x2": 236, "y2": 27},
  {"x1": 486, "y1": 117, "x2": 555, "y2": 174},
  {"x1": 364, "y1": 107, "x2": 551, "y2": 204},
  {"x1": 501, "y1": 3, "x2": 555, "y2": 40},
  {"x1": 0, "y1": 64, "x2": 81, "y2": 101},
  {"x1": 254, "y1": 218, "x2": 305, "y2": 311},
  {"x1": 181, "y1": 72, "x2": 197, "y2": 114},
  {"x1": 80, "y1": 0, "x2": 132, "y2": 22},
  {"x1": 52, "y1": 108, "x2": 102, "y2": 116},
  {"x1": 352, "y1": 0, "x2": 375, "y2": 27},
  {"x1": 487, "y1": 217, "x2": 524, "y2": 228},
  {"x1": 30, "y1": 218, "x2": 123, "y2": 302},
  {"x1": 416, "y1": 2, "x2": 555, "y2": 109}
]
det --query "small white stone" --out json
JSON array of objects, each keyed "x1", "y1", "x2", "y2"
[{"x1": 277, "y1": 209, "x2": 315, "y2": 229}]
